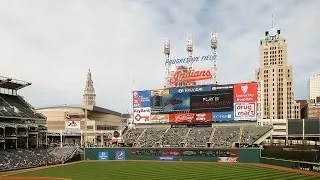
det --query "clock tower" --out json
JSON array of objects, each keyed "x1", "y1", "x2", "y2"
[
  {"x1": 83, "y1": 68, "x2": 96, "y2": 106},
  {"x1": 255, "y1": 26, "x2": 300, "y2": 121}
]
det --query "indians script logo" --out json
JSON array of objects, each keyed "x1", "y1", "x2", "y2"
[
  {"x1": 169, "y1": 70, "x2": 212, "y2": 84},
  {"x1": 241, "y1": 84, "x2": 248, "y2": 94}
]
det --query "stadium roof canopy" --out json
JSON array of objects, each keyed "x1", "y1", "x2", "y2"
[
  {"x1": 0, "y1": 76, "x2": 32, "y2": 90},
  {"x1": 36, "y1": 104, "x2": 121, "y2": 117}
]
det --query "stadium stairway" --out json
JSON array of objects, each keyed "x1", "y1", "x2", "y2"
[
  {"x1": 134, "y1": 128, "x2": 147, "y2": 145},
  {"x1": 253, "y1": 127, "x2": 273, "y2": 145}
]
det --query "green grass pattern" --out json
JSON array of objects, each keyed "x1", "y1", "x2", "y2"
[{"x1": 9, "y1": 161, "x2": 319, "y2": 180}]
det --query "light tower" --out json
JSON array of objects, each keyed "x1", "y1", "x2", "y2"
[
  {"x1": 210, "y1": 32, "x2": 218, "y2": 84},
  {"x1": 186, "y1": 34, "x2": 193, "y2": 67},
  {"x1": 163, "y1": 37, "x2": 172, "y2": 88}
]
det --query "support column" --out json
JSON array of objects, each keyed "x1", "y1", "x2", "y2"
[
  {"x1": 101, "y1": 134, "x2": 104, "y2": 147},
  {"x1": 60, "y1": 131, "x2": 63, "y2": 147},
  {"x1": 80, "y1": 133, "x2": 83, "y2": 147},
  {"x1": 45, "y1": 133, "x2": 48, "y2": 146},
  {"x1": 26, "y1": 136, "x2": 29, "y2": 149},
  {"x1": 36, "y1": 133, "x2": 39, "y2": 148}
]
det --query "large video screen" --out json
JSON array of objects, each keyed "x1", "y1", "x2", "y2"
[
  {"x1": 190, "y1": 88, "x2": 233, "y2": 113},
  {"x1": 161, "y1": 92, "x2": 190, "y2": 112}
]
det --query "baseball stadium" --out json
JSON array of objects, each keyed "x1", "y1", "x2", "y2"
[{"x1": 0, "y1": 32, "x2": 320, "y2": 180}]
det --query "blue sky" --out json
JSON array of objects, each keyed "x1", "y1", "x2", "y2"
[{"x1": 0, "y1": 0, "x2": 319, "y2": 113}]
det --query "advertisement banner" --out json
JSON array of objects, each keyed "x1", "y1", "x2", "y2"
[
  {"x1": 233, "y1": 82, "x2": 257, "y2": 103},
  {"x1": 168, "y1": 69, "x2": 213, "y2": 86},
  {"x1": 218, "y1": 157, "x2": 238, "y2": 162},
  {"x1": 169, "y1": 113, "x2": 212, "y2": 124},
  {"x1": 133, "y1": 107, "x2": 151, "y2": 123},
  {"x1": 159, "y1": 156, "x2": 175, "y2": 161},
  {"x1": 98, "y1": 152, "x2": 109, "y2": 160},
  {"x1": 150, "y1": 114, "x2": 169, "y2": 123},
  {"x1": 161, "y1": 92, "x2": 190, "y2": 112},
  {"x1": 234, "y1": 102, "x2": 256, "y2": 120},
  {"x1": 212, "y1": 111, "x2": 234, "y2": 122},
  {"x1": 65, "y1": 120, "x2": 80, "y2": 131},
  {"x1": 194, "y1": 113, "x2": 212, "y2": 123},
  {"x1": 115, "y1": 151, "x2": 126, "y2": 160},
  {"x1": 190, "y1": 89, "x2": 233, "y2": 112},
  {"x1": 133, "y1": 90, "x2": 151, "y2": 108},
  {"x1": 170, "y1": 84, "x2": 212, "y2": 94}
]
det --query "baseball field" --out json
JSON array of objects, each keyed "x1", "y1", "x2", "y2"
[{"x1": 1, "y1": 161, "x2": 319, "y2": 180}]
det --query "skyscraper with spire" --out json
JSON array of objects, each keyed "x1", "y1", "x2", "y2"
[{"x1": 83, "y1": 69, "x2": 96, "y2": 106}]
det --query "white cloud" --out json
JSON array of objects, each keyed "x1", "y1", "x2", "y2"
[{"x1": 0, "y1": 0, "x2": 319, "y2": 112}]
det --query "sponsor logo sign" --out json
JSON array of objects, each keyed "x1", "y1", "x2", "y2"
[
  {"x1": 234, "y1": 102, "x2": 256, "y2": 120},
  {"x1": 212, "y1": 111, "x2": 234, "y2": 122},
  {"x1": 233, "y1": 82, "x2": 257, "y2": 103},
  {"x1": 169, "y1": 69, "x2": 213, "y2": 85},
  {"x1": 150, "y1": 114, "x2": 169, "y2": 123},
  {"x1": 165, "y1": 54, "x2": 216, "y2": 65},
  {"x1": 115, "y1": 151, "x2": 125, "y2": 160},
  {"x1": 133, "y1": 90, "x2": 151, "y2": 108},
  {"x1": 65, "y1": 120, "x2": 80, "y2": 131},
  {"x1": 190, "y1": 89, "x2": 233, "y2": 112},
  {"x1": 195, "y1": 113, "x2": 212, "y2": 123},
  {"x1": 218, "y1": 157, "x2": 238, "y2": 162},
  {"x1": 133, "y1": 107, "x2": 151, "y2": 123},
  {"x1": 159, "y1": 156, "x2": 174, "y2": 160},
  {"x1": 64, "y1": 112, "x2": 85, "y2": 119},
  {"x1": 169, "y1": 113, "x2": 211, "y2": 124},
  {"x1": 170, "y1": 85, "x2": 212, "y2": 94},
  {"x1": 98, "y1": 152, "x2": 109, "y2": 160},
  {"x1": 161, "y1": 93, "x2": 190, "y2": 112}
]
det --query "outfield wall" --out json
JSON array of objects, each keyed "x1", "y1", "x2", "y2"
[{"x1": 84, "y1": 148, "x2": 260, "y2": 163}]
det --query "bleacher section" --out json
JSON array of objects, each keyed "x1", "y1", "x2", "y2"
[
  {"x1": 0, "y1": 94, "x2": 45, "y2": 119},
  {"x1": 124, "y1": 125, "x2": 272, "y2": 148}
]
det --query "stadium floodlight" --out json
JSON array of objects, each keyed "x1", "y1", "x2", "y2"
[
  {"x1": 163, "y1": 37, "x2": 170, "y2": 59},
  {"x1": 186, "y1": 34, "x2": 193, "y2": 57},
  {"x1": 210, "y1": 32, "x2": 218, "y2": 50}
]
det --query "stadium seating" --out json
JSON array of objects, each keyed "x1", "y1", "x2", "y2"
[
  {"x1": 241, "y1": 125, "x2": 273, "y2": 144},
  {"x1": 123, "y1": 128, "x2": 145, "y2": 145},
  {"x1": 0, "y1": 147, "x2": 80, "y2": 171},
  {"x1": 0, "y1": 94, "x2": 45, "y2": 119},
  {"x1": 123, "y1": 125, "x2": 272, "y2": 148},
  {"x1": 211, "y1": 126, "x2": 240, "y2": 148},
  {"x1": 186, "y1": 127, "x2": 213, "y2": 147},
  {"x1": 162, "y1": 127, "x2": 190, "y2": 147},
  {"x1": 137, "y1": 128, "x2": 167, "y2": 147}
]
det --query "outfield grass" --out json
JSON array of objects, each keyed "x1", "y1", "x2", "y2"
[{"x1": 7, "y1": 161, "x2": 319, "y2": 180}]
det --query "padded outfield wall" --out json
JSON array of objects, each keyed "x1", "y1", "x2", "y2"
[{"x1": 84, "y1": 148, "x2": 260, "y2": 163}]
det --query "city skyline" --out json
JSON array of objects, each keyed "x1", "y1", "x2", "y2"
[{"x1": 0, "y1": 0, "x2": 319, "y2": 113}]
